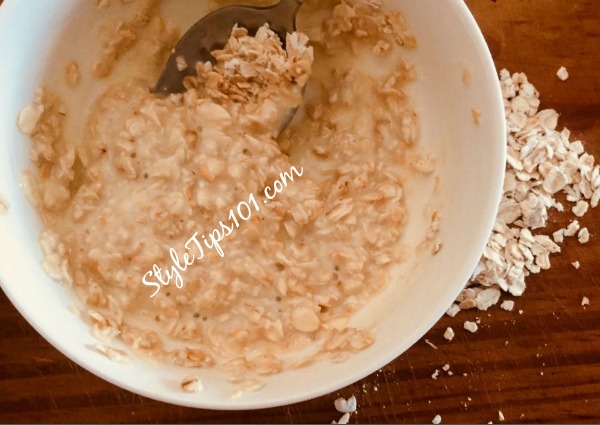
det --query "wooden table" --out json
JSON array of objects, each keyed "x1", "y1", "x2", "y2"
[{"x1": 1, "y1": 1, "x2": 600, "y2": 423}]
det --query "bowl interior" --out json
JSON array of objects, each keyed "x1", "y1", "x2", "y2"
[{"x1": 0, "y1": 0, "x2": 505, "y2": 409}]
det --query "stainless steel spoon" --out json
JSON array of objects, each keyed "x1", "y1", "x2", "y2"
[{"x1": 155, "y1": 0, "x2": 305, "y2": 95}]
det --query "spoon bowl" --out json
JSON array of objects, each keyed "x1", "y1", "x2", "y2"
[{"x1": 155, "y1": 0, "x2": 305, "y2": 95}]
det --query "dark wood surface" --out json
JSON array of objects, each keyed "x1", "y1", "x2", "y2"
[{"x1": 2, "y1": 1, "x2": 600, "y2": 423}]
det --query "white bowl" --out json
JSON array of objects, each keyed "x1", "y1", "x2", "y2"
[{"x1": 0, "y1": 0, "x2": 505, "y2": 409}]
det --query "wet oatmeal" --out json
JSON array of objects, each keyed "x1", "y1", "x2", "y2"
[{"x1": 20, "y1": 0, "x2": 431, "y2": 381}]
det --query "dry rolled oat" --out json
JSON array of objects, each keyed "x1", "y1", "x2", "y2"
[
  {"x1": 578, "y1": 227, "x2": 590, "y2": 244},
  {"x1": 334, "y1": 396, "x2": 357, "y2": 413},
  {"x1": 449, "y1": 69, "x2": 599, "y2": 316},
  {"x1": 556, "y1": 66, "x2": 569, "y2": 81},
  {"x1": 464, "y1": 321, "x2": 478, "y2": 333},
  {"x1": 443, "y1": 327, "x2": 455, "y2": 341},
  {"x1": 500, "y1": 300, "x2": 514, "y2": 312},
  {"x1": 334, "y1": 412, "x2": 351, "y2": 425}
]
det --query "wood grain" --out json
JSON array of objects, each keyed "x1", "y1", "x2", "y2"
[{"x1": 1, "y1": 0, "x2": 600, "y2": 423}]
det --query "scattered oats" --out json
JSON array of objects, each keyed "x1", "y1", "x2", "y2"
[
  {"x1": 518, "y1": 310, "x2": 524, "y2": 315},
  {"x1": 424, "y1": 339, "x2": 438, "y2": 350},
  {"x1": 180, "y1": 375, "x2": 203, "y2": 393},
  {"x1": 464, "y1": 321, "x2": 478, "y2": 333},
  {"x1": 334, "y1": 396, "x2": 357, "y2": 413},
  {"x1": 431, "y1": 369, "x2": 439, "y2": 380},
  {"x1": 556, "y1": 66, "x2": 569, "y2": 81},
  {"x1": 468, "y1": 69, "x2": 599, "y2": 315},
  {"x1": 500, "y1": 300, "x2": 514, "y2": 312},
  {"x1": 498, "y1": 411, "x2": 505, "y2": 422},
  {"x1": 432, "y1": 414, "x2": 442, "y2": 424},
  {"x1": 578, "y1": 227, "x2": 590, "y2": 244},
  {"x1": 582, "y1": 296, "x2": 590, "y2": 307},
  {"x1": 443, "y1": 327, "x2": 455, "y2": 341},
  {"x1": 471, "y1": 108, "x2": 481, "y2": 125},
  {"x1": 572, "y1": 261, "x2": 580, "y2": 269},
  {"x1": 90, "y1": 343, "x2": 130, "y2": 364},
  {"x1": 175, "y1": 55, "x2": 188, "y2": 71}
]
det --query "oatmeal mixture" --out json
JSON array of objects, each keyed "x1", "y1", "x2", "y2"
[{"x1": 20, "y1": 0, "x2": 429, "y2": 379}]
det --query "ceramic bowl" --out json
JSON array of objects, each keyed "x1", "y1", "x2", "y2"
[{"x1": 0, "y1": 0, "x2": 505, "y2": 409}]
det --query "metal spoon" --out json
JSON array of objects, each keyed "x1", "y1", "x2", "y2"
[{"x1": 155, "y1": 0, "x2": 305, "y2": 95}]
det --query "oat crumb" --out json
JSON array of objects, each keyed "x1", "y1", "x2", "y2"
[
  {"x1": 556, "y1": 66, "x2": 569, "y2": 81},
  {"x1": 498, "y1": 410, "x2": 505, "y2": 422},
  {"x1": 553, "y1": 229, "x2": 565, "y2": 243},
  {"x1": 175, "y1": 55, "x2": 188, "y2": 71},
  {"x1": 578, "y1": 227, "x2": 590, "y2": 244},
  {"x1": 432, "y1": 414, "x2": 442, "y2": 424},
  {"x1": 572, "y1": 261, "x2": 580, "y2": 269},
  {"x1": 500, "y1": 300, "x2": 514, "y2": 312},
  {"x1": 336, "y1": 412, "x2": 351, "y2": 425},
  {"x1": 582, "y1": 296, "x2": 590, "y2": 307},
  {"x1": 446, "y1": 304, "x2": 461, "y2": 317},
  {"x1": 464, "y1": 321, "x2": 478, "y2": 333},
  {"x1": 443, "y1": 327, "x2": 455, "y2": 341},
  {"x1": 334, "y1": 396, "x2": 357, "y2": 414}
]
